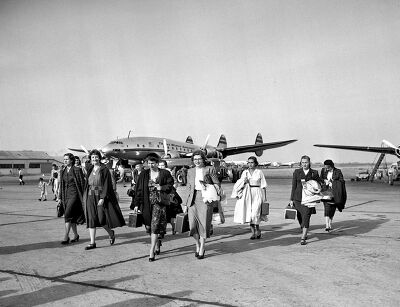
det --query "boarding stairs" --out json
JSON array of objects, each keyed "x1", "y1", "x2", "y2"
[{"x1": 369, "y1": 153, "x2": 386, "y2": 182}]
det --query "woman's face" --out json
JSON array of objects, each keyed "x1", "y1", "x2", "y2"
[
  {"x1": 91, "y1": 154, "x2": 100, "y2": 166},
  {"x1": 75, "y1": 159, "x2": 81, "y2": 166},
  {"x1": 324, "y1": 164, "x2": 333, "y2": 171},
  {"x1": 63, "y1": 155, "x2": 73, "y2": 167},
  {"x1": 193, "y1": 155, "x2": 204, "y2": 168},
  {"x1": 301, "y1": 158, "x2": 310, "y2": 170},
  {"x1": 148, "y1": 160, "x2": 158, "y2": 171},
  {"x1": 247, "y1": 159, "x2": 256, "y2": 169}
]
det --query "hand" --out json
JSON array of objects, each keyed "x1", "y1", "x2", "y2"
[
  {"x1": 154, "y1": 183, "x2": 161, "y2": 191},
  {"x1": 183, "y1": 205, "x2": 188, "y2": 213},
  {"x1": 289, "y1": 200, "x2": 294, "y2": 208},
  {"x1": 98, "y1": 199, "x2": 104, "y2": 206},
  {"x1": 133, "y1": 207, "x2": 138, "y2": 213},
  {"x1": 58, "y1": 199, "x2": 62, "y2": 205}
]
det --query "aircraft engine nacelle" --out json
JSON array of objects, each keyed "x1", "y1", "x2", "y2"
[
  {"x1": 396, "y1": 147, "x2": 400, "y2": 158},
  {"x1": 205, "y1": 149, "x2": 223, "y2": 160}
]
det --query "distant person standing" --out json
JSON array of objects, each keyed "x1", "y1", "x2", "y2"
[
  {"x1": 59, "y1": 153, "x2": 86, "y2": 245},
  {"x1": 38, "y1": 178, "x2": 48, "y2": 201},
  {"x1": 18, "y1": 168, "x2": 25, "y2": 185},
  {"x1": 289, "y1": 155, "x2": 321, "y2": 245},
  {"x1": 320, "y1": 159, "x2": 347, "y2": 231},
  {"x1": 48, "y1": 164, "x2": 59, "y2": 201}
]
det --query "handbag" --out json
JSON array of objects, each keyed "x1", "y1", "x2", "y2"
[
  {"x1": 284, "y1": 204, "x2": 297, "y2": 220},
  {"x1": 261, "y1": 202, "x2": 270, "y2": 215},
  {"x1": 128, "y1": 212, "x2": 143, "y2": 228},
  {"x1": 57, "y1": 202, "x2": 64, "y2": 217},
  {"x1": 175, "y1": 213, "x2": 189, "y2": 233}
]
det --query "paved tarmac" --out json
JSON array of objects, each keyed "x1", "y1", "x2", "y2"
[{"x1": 0, "y1": 173, "x2": 399, "y2": 306}]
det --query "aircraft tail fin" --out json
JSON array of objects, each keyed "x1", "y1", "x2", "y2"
[
  {"x1": 185, "y1": 136, "x2": 193, "y2": 144},
  {"x1": 255, "y1": 133, "x2": 263, "y2": 157},
  {"x1": 217, "y1": 134, "x2": 227, "y2": 149}
]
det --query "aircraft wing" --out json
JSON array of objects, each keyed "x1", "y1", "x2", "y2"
[
  {"x1": 67, "y1": 147, "x2": 86, "y2": 153},
  {"x1": 219, "y1": 139, "x2": 297, "y2": 157},
  {"x1": 314, "y1": 144, "x2": 397, "y2": 155}
]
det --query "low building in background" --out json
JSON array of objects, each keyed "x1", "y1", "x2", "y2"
[{"x1": 0, "y1": 151, "x2": 62, "y2": 176}]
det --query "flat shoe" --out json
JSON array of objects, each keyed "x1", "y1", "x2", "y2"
[
  {"x1": 300, "y1": 239, "x2": 307, "y2": 245},
  {"x1": 61, "y1": 238, "x2": 70, "y2": 245},
  {"x1": 71, "y1": 235, "x2": 80, "y2": 243},
  {"x1": 85, "y1": 243, "x2": 96, "y2": 250}
]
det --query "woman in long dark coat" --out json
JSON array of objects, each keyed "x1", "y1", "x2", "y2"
[
  {"x1": 320, "y1": 159, "x2": 347, "y2": 231},
  {"x1": 84, "y1": 149, "x2": 125, "y2": 250},
  {"x1": 133, "y1": 154, "x2": 174, "y2": 262},
  {"x1": 289, "y1": 155, "x2": 321, "y2": 245},
  {"x1": 58, "y1": 153, "x2": 86, "y2": 245}
]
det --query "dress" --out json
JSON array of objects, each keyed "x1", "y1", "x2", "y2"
[
  {"x1": 86, "y1": 171, "x2": 107, "y2": 227},
  {"x1": 238, "y1": 169, "x2": 267, "y2": 225},
  {"x1": 133, "y1": 169, "x2": 174, "y2": 234},
  {"x1": 62, "y1": 168, "x2": 85, "y2": 224},
  {"x1": 84, "y1": 165, "x2": 126, "y2": 229}
]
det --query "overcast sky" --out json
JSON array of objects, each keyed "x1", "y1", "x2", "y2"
[{"x1": 1, "y1": 0, "x2": 399, "y2": 163}]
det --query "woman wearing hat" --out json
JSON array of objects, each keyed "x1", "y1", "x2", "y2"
[
  {"x1": 320, "y1": 159, "x2": 347, "y2": 231},
  {"x1": 180, "y1": 150, "x2": 220, "y2": 259}
]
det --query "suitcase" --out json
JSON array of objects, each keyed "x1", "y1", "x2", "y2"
[
  {"x1": 261, "y1": 202, "x2": 270, "y2": 215},
  {"x1": 175, "y1": 213, "x2": 189, "y2": 233},
  {"x1": 128, "y1": 212, "x2": 143, "y2": 227},
  {"x1": 284, "y1": 206, "x2": 297, "y2": 220}
]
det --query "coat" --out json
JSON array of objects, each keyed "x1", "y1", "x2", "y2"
[
  {"x1": 232, "y1": 177, "x2": 253, "y2": 224},
  {"x1": 59, "y1": 165, "x2": 85, "y2": 214},
  {"x1": 320, "y1": 167, "x2": 347, "y2": 211},
  {"x1": 84, "y1": 164, "x2": 126, "y2": 228},
  {"x1": 290, "y1": 168, "x2": 321, "y2": 203},
  {"x1": 180, "y1": 166, "x2": 220, "y2": 207},
  {"x1": 133, "y1": 168, "x2": 174, "y2": 226}
]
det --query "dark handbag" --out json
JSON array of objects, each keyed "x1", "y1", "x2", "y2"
[
  {"x1": 175, "y1": 213, "x2": 189, "y2": 233},
  {"x1": 57, "y1": 203, "x2": 64, "y2": 217},
  {"x1": 261, "y1": 202, "x2": 270, "y2": 215},
  {"x1": 128, "y1": 212, "x2": 143, "y2": 227},
  {"x1": 284, "y1": 204, "x2": 297, "y2": 220},
  {"x1": 127, "y1": 187, "x2": 135, "y2": 197}
]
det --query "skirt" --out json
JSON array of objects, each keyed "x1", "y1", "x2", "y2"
[
  {"x1": 150, "y1": 203, "x2": 167, "y2": 235},
  {"x1": 64, "y1": 193, "x2": 85, "y2": 225},
  {"x1": 188, "y1": 191, "x2": 214, "y2": 238}
]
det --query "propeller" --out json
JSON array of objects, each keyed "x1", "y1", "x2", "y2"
[
  {"x1": 163, "y1": 139, "x2": 168, "y2": 156},
  {"x1": 200, "y1": 134, "x2": 210, "y2": 155},
  {"x1": 80, "y1": 145, "x2": 90, "y2": 154}
]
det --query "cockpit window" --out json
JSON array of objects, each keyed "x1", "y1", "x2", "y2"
[{"x1": 109, "y1": 141, "x2": 123, "y2": 144}]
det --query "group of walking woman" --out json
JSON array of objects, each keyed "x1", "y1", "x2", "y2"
[
  {"x1": 58, "y1": 149, "x2": 346, "y2": 261},
  {"x1": 58, "y1": 150, "x2": 125, "y2": 250}
]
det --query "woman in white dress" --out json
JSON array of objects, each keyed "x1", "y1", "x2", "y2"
[{"x1": 237, "y1": 156, "x2": 267, "y2": 239}]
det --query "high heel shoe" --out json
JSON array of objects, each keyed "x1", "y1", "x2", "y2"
[
  {"x1": 71, "y1": 235, "x2": 80, "y2": 243},
  {"x1": 300, "y1": 238, "x2": 307, "y2": 245},
  {"x1": 197, "y1": 250, "x2": 206, "y2": 260},
  {"x1": 109, "y1": 230, "x2": 115, "y2": 245},
  {"x1": 195, "y1": 252, "x2": 199, "y2": 258},
  {"x1": 149, "y1": 254, "x2": 156, "y2": 262},
  {"x1": 61, "y1": 238, "x2": 70, "y2": 245},
  {"x1": 256, "y1": 231, "x2": 261, "y2": 239},
  {"x1": 155, "y1": 239, "x2": 162, "y2": 255},
  {"x1": 85, "y1": 243, "x2": 96, "y2": 250},
  {"x1": 250, "y1": 234, "x2": 256, "y2": 240}
]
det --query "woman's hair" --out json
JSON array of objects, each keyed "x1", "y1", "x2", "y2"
[
  {"x1": 89, "y1": 149, "x2": 102, "y2": 160},
  {"x1": 191, "y1": 150, "x2": 207, "y2": 163},
  {"x1": 324, "y1": 159, "x2": 334, "y2": 167},
  {"x1": 247, "y1": 156, "x2": 259, "y2": 166},
  {"x1": 146, "y1": 153, "x2": 160, "y2": 163},
  {"x1": 64, "y1": 153, "x2": 76, "y2": 165},
  {"x1": 300, "y1": 155, "x2": 311, "y2": 163}
]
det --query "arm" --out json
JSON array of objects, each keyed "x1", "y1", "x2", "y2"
[{"x1": 290, "y1": 170, "x2": 297, "y2": 202}]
